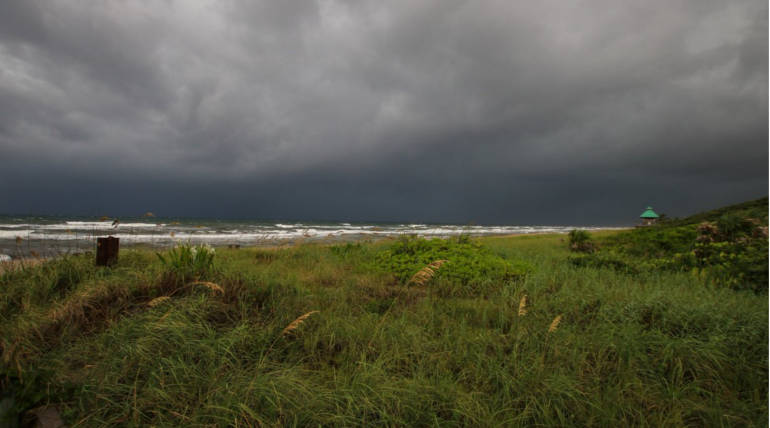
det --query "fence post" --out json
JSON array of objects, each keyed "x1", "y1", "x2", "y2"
[{"x1": 96, "y1": 236, "x2": 119, "y2": 266}]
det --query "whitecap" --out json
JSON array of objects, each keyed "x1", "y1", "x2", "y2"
[{"x1": 0, "y1": 230, "x2": 35, "y2": 238}]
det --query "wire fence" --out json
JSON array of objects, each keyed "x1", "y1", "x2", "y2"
[
  {"x1": 3, "y1": 225, "x2": 170, "y2": 260},
  {"x1": 0, "y1": 221, "x2": 597, "y2": 263},
  {"x1": 2, "y1": 225, "x2": 308, "y2": 261}
]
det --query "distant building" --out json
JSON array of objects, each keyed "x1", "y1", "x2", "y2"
[{"x1": 639, "y1": 206, "x2": 659, "y2": 226}]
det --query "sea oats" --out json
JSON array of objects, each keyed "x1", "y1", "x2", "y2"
[
  {"x1": 548, "y1": 315, "x2": 562, "y2": 333},
  {"x1": 282, "y1": 311, "x2": 320, "y2": 335},
  {"x1": 148, "y1": 296, "x2": 171, "y2": 307},
  {"x1": 408, "y1": 260, "x2": 448, "y2": 286},
  {"x1": 189, "y1": 281, "x2": 225, "y2": 295},
  {"x1": 518, "y1": 295, "x2": 528, "y2": 316}
]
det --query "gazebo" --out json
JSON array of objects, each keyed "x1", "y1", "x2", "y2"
[{"x1": 639, "y1": 206, "x2": 659, "y2": 226}]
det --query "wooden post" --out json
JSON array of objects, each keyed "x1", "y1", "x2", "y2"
[{"x1": 96, "y1": 236, "x2": 119, "y2": 266}]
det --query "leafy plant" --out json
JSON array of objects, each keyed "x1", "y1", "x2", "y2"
[
  {"x1": 408, "y1": 260, "x2": 448, "y2": 286},
  {"x1": 156, "y1": 243, "x2": 217, "y2": 284},
  {"x1": 568, "y1": 229, "x2": 596, "y2": 253},
  {"x1": 581, "y1": 198, "x2": 768, "y2": 291},
  {"x1": 375, "y1": 235, "x2": 532, "y2": 292},
  {"x1": 693, "y1": 222, "x2": 768, "y2": 292}
]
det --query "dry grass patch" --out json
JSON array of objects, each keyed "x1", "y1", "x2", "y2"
[
  {"x1": 282, "y1": 311, "x2": 320, "y2": 335},
  {"x1": 408, "y1": 260, "x2": 448, "y2": 286},
  {"x1": 518, "y1": 295, "x2": 528, "y2": 316},
  {"x1": 0, "y1": 258, "x2": 46, "y2": 275}
]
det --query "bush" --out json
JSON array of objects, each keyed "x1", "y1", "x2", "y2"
[
  {"x1": 694, "y1": 239, "x2": 768, "y2": 292},
  {"x1": 157, "y1": 243, "x2": 217, "y2": 284},
  {"x1": 568, "y1": 229, "x2": 596, "y2": 253},
  {"x1": 604, "y1": 226, "x2": 697, "y2": 258},
  {"x1": 374, "y1": 235, "x2": 532, "y2": 292},
  {"x1": 715, "y1": 214, "x2": 755, "y2": 241},
  {"x1": 587, "y1": 202, "x2": 768, "y2": 292}
]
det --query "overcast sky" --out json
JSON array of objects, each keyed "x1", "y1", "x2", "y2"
[{"x1": 0, "y1": 0, "x2": 766, "y2": 225}]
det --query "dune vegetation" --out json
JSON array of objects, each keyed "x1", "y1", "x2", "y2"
[{"x1": 0, "y1": 199, "x2": 767, "y2": 427}]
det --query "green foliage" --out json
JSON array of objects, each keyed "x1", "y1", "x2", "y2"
[
  {"x1": 329, "y1": 242, "x2": 363, "y2": 257},
  {"x1": 568, "y1": 229, "x2": 596, "y2": 253},
  {"x1": 0, "y1": 255, "x2": 98, "y2": 318},
  {"x1": 603, "y1": 225, "x2": 697, "y2": 258},
  {"x1": 156, "y1": 243, "x2": 217, "y2": 283},
  {"x1": 585, "y1": 198, "x2": 769, "y2": 292},
  {"x1": 568, "y1": 253, "x2": 639, "y2": 274},
  {"x1": 693, "y1": 232, "x2": 769, "y2": 293},
  {"x1": 666, "y1": 197, "x2": 768, "y2": 227},
  {"x1": 328, "y1": 242, "x2": 374, "y2": 264},
  {"x1": 0, "y1": 231, "x2": 767, "y2": 426},
  {"x1": 374, "y1": 235, "x2": 532, "y2": 291}
]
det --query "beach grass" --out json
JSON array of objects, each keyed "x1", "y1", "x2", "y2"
[{"x1": 0, "y1": 228, "x2": 767, "y2": 426}]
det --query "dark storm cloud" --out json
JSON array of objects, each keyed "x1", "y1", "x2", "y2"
[{"x1": 0, "y1": 0, "x2": 766, "y2": 223}]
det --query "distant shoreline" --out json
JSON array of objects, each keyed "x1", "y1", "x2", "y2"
[{"x1": 0, "y1": 228, "x2": 630, "y2": 266}]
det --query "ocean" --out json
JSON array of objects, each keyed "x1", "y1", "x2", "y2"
[{"x1": 0, "y1": 215, "x2": 618, "y2": 259}]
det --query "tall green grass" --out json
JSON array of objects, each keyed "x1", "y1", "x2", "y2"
[{"x1": 0, "y1": 233, "x2": 766, "y2": 426}]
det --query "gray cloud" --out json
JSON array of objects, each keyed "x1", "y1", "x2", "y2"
[{"x1": 0, "y1": 0, "x2": 766, "y2": 224}]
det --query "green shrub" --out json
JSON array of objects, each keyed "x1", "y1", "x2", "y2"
[
  {"x1": 375, "y1": 235, "x2": 532, "y2": 291},
  {"x1": 589, "y1": 200, "x2": 768, "y2": 292},
  {"x1": 715, "y1": 214, "x2": 760, "y2": 241},
  {"x1": 694, "y1": 239, "x2": 768, "y2": 292},
  {"x1": 604, "y1": 226, "x2": 697, "y2": 258},
  {"x1": 568, "y1": 229, "x2": 596, "y2": 253},
  {"x1": 157, "y1": 243, "x2": 217, "y2": 284}
]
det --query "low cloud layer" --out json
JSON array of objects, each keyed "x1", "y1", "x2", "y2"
[{"x1": 0, "y1": 0, "x2": 766, "y2": 224}]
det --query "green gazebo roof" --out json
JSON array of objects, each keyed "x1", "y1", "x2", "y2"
[{"x1": 639, "y1": 206, "x2": 659, "y2": 218}]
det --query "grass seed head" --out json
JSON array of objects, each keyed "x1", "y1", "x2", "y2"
[
  {"x1": 189, "y1": 281, "x2": 224, "y2": 295},
  {"x1": 548, "y1": 315, "x2": 562, "y2": 333},
  {"x1": 282, "y1": 311, "x2": 320, "y2": 335},
  {"x1": 518, "y1": 295, "x2": 528, "y2": 316},
  {"x1": 148, "y1": 296, "x2": 171, "y2": 307},
  {"x1": 408, "y1": 260, "x2": 448, "y2": 286}
]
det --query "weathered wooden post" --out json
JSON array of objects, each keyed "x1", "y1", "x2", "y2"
[{"x1": 96, "y1": 236, "x2": 119, "y2": 266}]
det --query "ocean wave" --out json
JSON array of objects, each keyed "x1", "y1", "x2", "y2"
[
  {"x1": 2, "y1": 222, "x2": 161, "y2": 231},
  {"x1": 0, "y1": 230, "x2": 36, "y2": 238},
  {"x1": 0, "y1": 220, "x2": 625, "y2": 246},
  {"x1": 65, "y1": 221, "x2": 112, "y2": 226}
]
